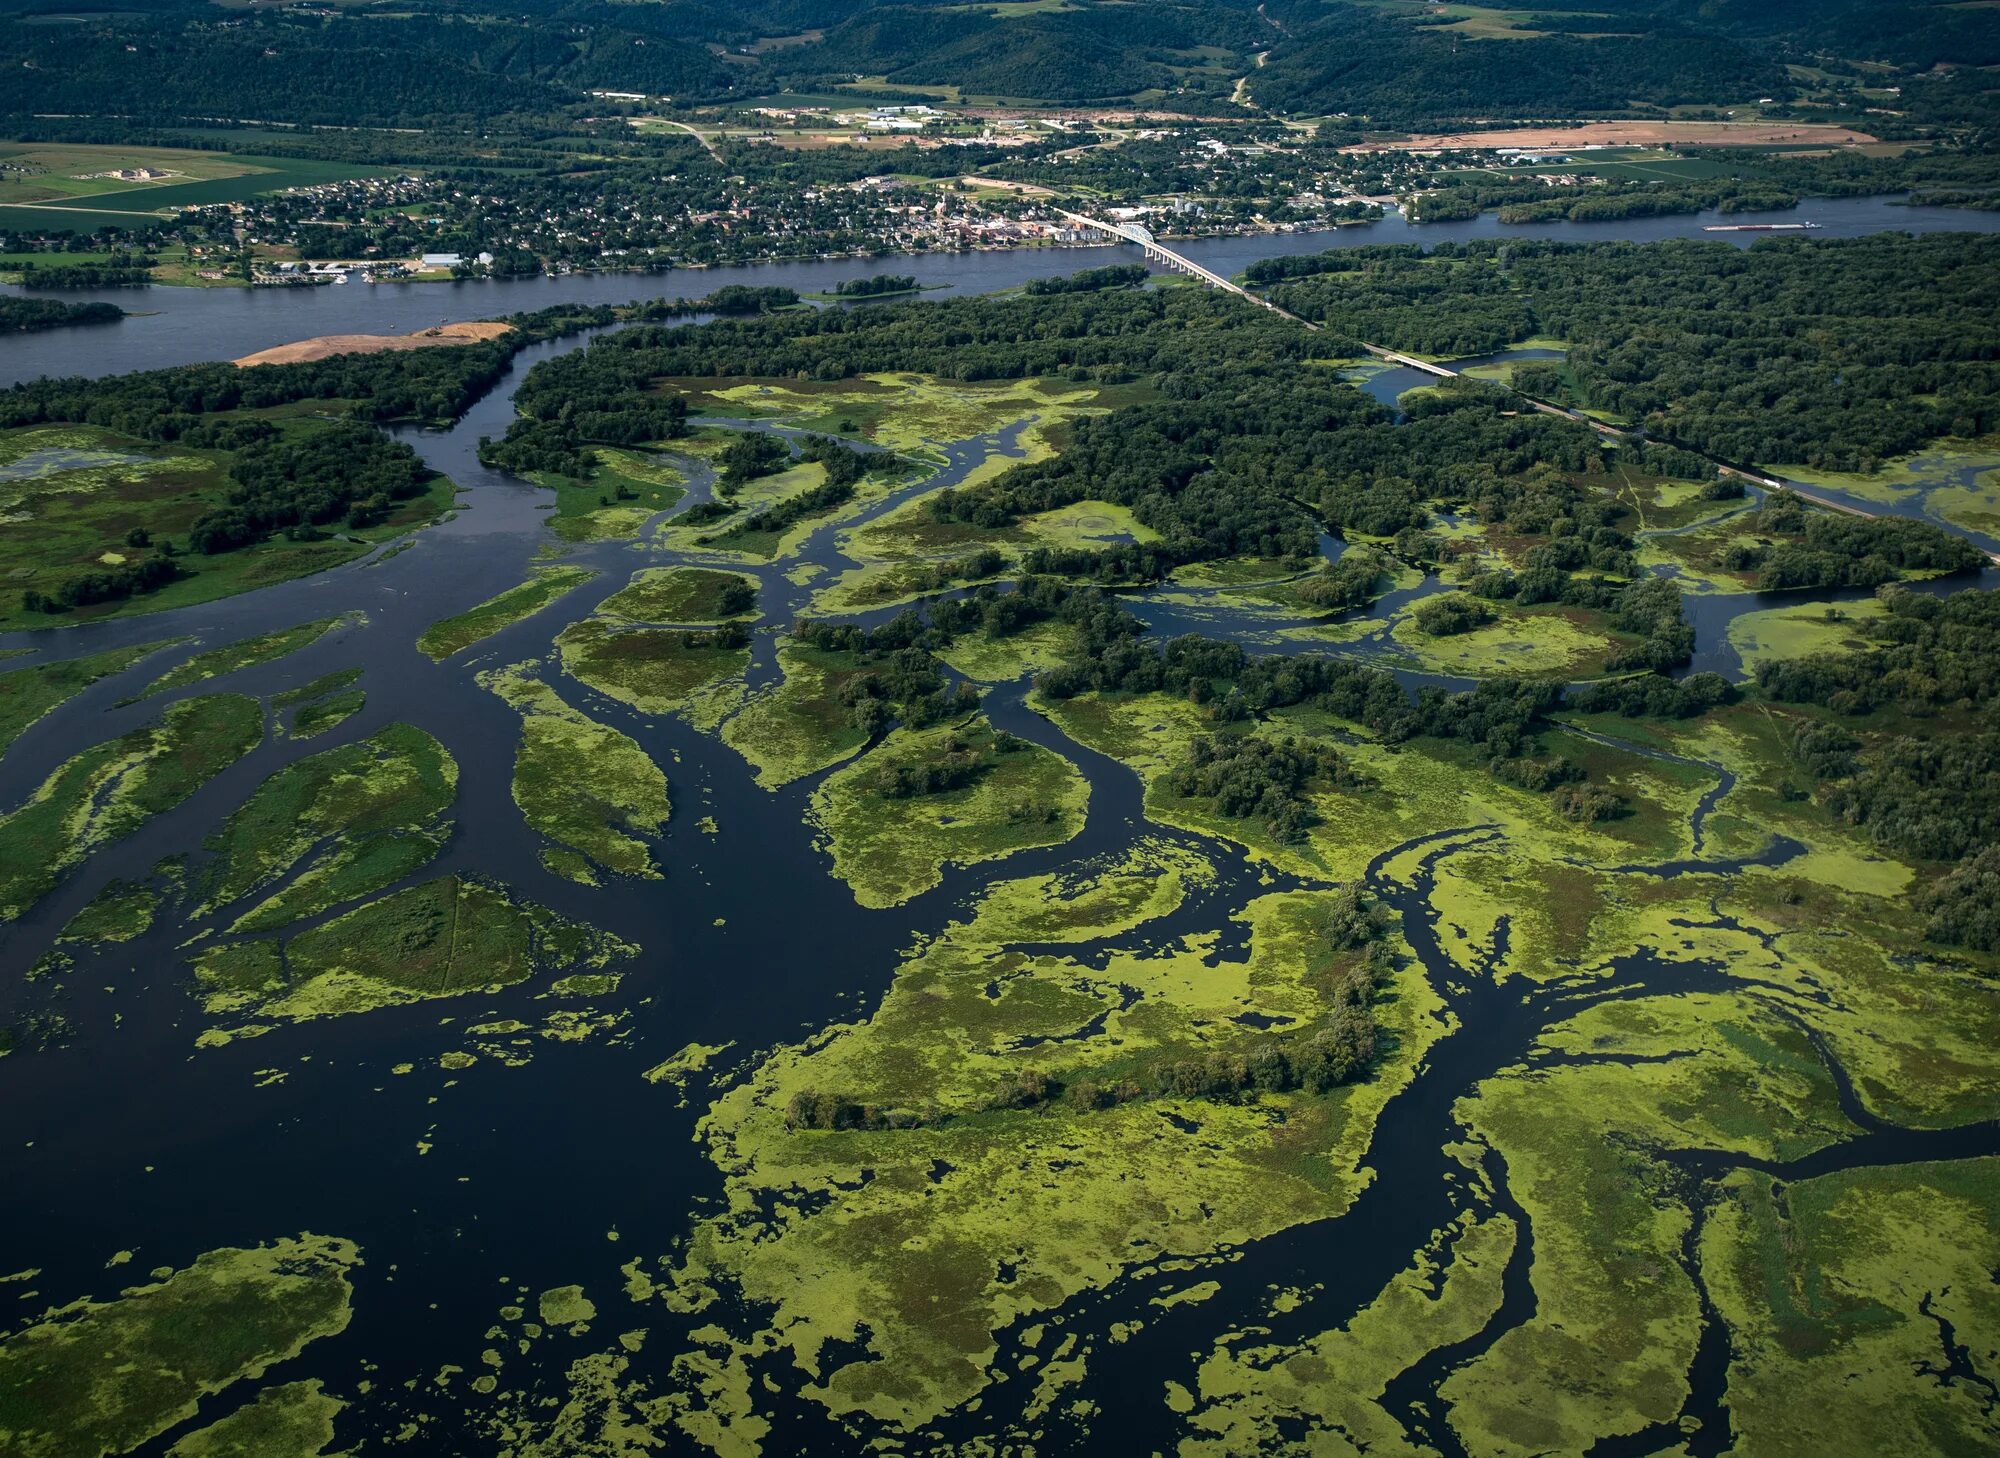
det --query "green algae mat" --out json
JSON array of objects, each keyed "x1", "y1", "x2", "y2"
[{"x1": 2, "y1": 298, "x2": 1996, "y2": 1458}]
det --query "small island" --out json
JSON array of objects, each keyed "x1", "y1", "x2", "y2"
[{"x1": 0, "y1": 295, "x2": 125, "y2": 333}]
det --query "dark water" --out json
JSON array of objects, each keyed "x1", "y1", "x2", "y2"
[
  {"x1": 2, "y1": 239, "x2": 1995, "y2": 1455},
  {"x1": 4, "y1": 193, "x2": 1994, "y2": 388}
]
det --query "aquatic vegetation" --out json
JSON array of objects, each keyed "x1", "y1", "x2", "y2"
[
  {"x1": 482, "y1": 662, "x2": 670, "y2": 881},
  {"x1": 649, "y1": 856, "x2": 1438, "y2": 1436},
  {"x1": 192, "y1": 722, "x2": 457, "y2": 933},
  {"x1": 58, "y1": 877, "x2": 160, "y2": 945},
  {"x1": 556, "y1": 618, "x2": 749, "y2": 728},
  {"x1": 544, "y1": 447, "x2": 685, "y2": 542},
  {"x1": 0, "y1": 1235, "x2": 359, "y2": 1458},
  {"x1": 134, "y1": 612, "x2": 361, "y2": 698},
  {"x1": 1388, "y1": 601, "x2": 1622, "y2": 676},
  {"x1": 195, "y1": 874, "x2": 635, "y2": 1025},
  {"x1": 273, "y1": 668, "x2": 365, "y2": 739},
  {"x1": 0, "y1": 693, "x2": 262, "y2": 920},
  {"x1": 935, "y1": 620, "x2": 1077, "y2": 684},
  {"x1": 163, "y1": 1380, "x2": 344, "y2": 1458},
  {"x1": 1703, "y1": 1159, "x2": 2000, "y2": 1458},
  {"x1": 1726, "y1": 597, "x2": 1888, "y2": 673},
  {"x1": 809, "y1": 715, "x2": 1089, "y2": 907},
  {"x1": 418, "y1": 566, "x2": 597, "y2": 660},
  {"x1": 597, "y1": 567, "x2": 756, "y2": 625},
  {"x1": 1184, "y1": 1207, "x2": 1517, "y2": 1456},
  {"x1": 0, "y1": 637, "x2": 185, "y2": 756},
  {"x1": 718, "y1": 644, "x2": 874, "y2": 790},
  {"x1": 644, "y1": 1041, "x2": 735, "y2": 1106}
]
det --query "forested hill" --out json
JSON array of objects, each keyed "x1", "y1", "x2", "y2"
[
  {"x1": 1250, "y1": 0, "x2": 1998, "y2": 125},
  {"x1": 2, "y1": 0, "x2": 1992, "y2": 126}
]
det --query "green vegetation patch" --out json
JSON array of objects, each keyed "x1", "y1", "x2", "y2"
[
  {"x1": 1704, "y1": 1158, "x2": 2000, "y2": 1458},
  {"x1": 418, "y1": 566, "x2": 597, "y2": 661},
  {"x1": 1186, "y1": 1207, "x2": 1516, "y2": 1455},
  {"x1": 1726, "y1": 598, "x2": 1889, "y2": 674},
  {"x1": 1389, "y1": 600, "x2": 1626, "y2": 677},
  {"x1": 596, "y1": 567, "x2": 756, "y2": 625},
  {"x1": 134, "y1": 612, "x2": 361, "y2": 698},
  {"x1": 541, "y1": 447, "x2": 686, "y2": 543},
  {"x1": 0, "y1": 637, "x2": 185, "y2": 756},
  {"x1": 482, "y1": 662, "x2": 670, "y2": 882},
  {"x1": 0, "y1": 421, "x2": 452, "y2": 633},
  {"x1": 274, "y1": 669, "x2": 365, "y2": 740},
  {"x1": 652, "y1": 856, "x2": 1432, "y2": 1435},
  {"x1": 193, "y1": 722, "x2": 457, "y2": 936},
  {"x1": 59, "y1": 877, "x2": 160, "y2": 946},
  {"x1": 0, "y1": 1234, "x2": 359, "y2": 1458},
  {"x1": 719, "y1": 643, "x2": 876, "y2": 790},
  {"x1": 196, "y1": 875, "x2": 635, "y2": 1025},
  {"x1": 0, "y1": 693, "x2": 262, "y2": 920},
  {"x1": 556, "y1": 619, "x2": 749, "y2": 728},
  {"x1": 809, "y1": 714, "x2": 1088, "y2": 908},
  {"x1": 165, "y1": 1380, "x2": 344, "y2": 1458}
]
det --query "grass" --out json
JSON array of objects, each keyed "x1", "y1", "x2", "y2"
[
  {"x1": 536, "y1": 447, "x2": 686, "y2": 543},
  {"x1": 482, "y1": 662, "x2": 671, "y2": 883},
  {"x1": 191, "y1": 722, "x2": 457, "y2": 936},
  {"x1": 0, "y1": 143, "x2": 389, "y2": 235},
  {"x1": 274, "y1": 668, "x2": 365, "y2": 739},
  {"x1": 0, "y1": 1235, "x2": 359, "y2": 1458},
  {"x1": 1725, "y1": 598, "x2": 1889, "y2": 674},
  {"x1": 555, "y1": 619, "x2": 749, "y2": 726},
  {"x1": 196, "y1": 874, "x2": 635, "y2": 1026},
  {"x1": 596, "y1": 567, "x2": 756, "y2": 625},
  {"x1": 809, "y1": 714, "x2": 1089, "y2": 907},
  {"x1": 0, "y1": 693, "x2": 263, "y2": 920},
  {"x1": 1703, "y1": 1159, "x2": 2000, "y2": 1458},
  {"x1": 165, "y1": 1381, "x2": 344, "y2": 1458},
  {"x1": 0, "y1": 637, "x2": 185, "y2": 756},
  {"x1": 719, "y1": 643, "x2": 875, "y2": 789},
  {"x1": 133, "y1": 612, "x2": 361, "y2": 699},
  {"x1": 417, "y1": 566, "x2": 597, "y2": 661},
  {"x1": 1388, "y1": 600, "x2": 1626, "y2": 677}
]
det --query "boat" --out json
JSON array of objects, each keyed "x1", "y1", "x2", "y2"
[{"x1": 1702, "y1": 222, "x2": 1822, "y2": 232}]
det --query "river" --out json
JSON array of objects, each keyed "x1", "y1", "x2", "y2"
[{"x1": 3, "y1": 193, "x2": 1996, "y2": 387}]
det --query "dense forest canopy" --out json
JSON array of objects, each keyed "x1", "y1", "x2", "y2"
[
  {"x1": 1256, "y1": 234, "x2": 2000, "y2": 472},
  {"x1": 0, "y1": 0, "x2": 1990, "y2": 125}
]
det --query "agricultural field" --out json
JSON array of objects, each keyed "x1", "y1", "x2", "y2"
[{"x1": 0, "y1": 141, "x2": 392, "y2": 231}]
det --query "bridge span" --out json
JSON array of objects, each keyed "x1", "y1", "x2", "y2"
[
  {"x1": 1059, "y1": 210, "x2": 1313, "y2": 325},
  {"x1": 1055, "y1": 207, "x2": 1986, "y2": 554}
]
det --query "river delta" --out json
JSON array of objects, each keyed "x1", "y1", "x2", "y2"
[{"x1": 1, "y1": 223, "x2": 1996, "y2": 1458}]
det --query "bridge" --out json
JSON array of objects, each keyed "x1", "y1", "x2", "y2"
[
  {"x1": 1057, "y1": 207, "x2": 1989, "y2": 558},
  {"x1": 1059, "y1": 210, "x2": 1311, "y2": 325}
]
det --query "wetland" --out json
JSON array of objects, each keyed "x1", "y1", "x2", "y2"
[{"x1": 1, "y1": 256, "x2": 1995, "y2": 1458}]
